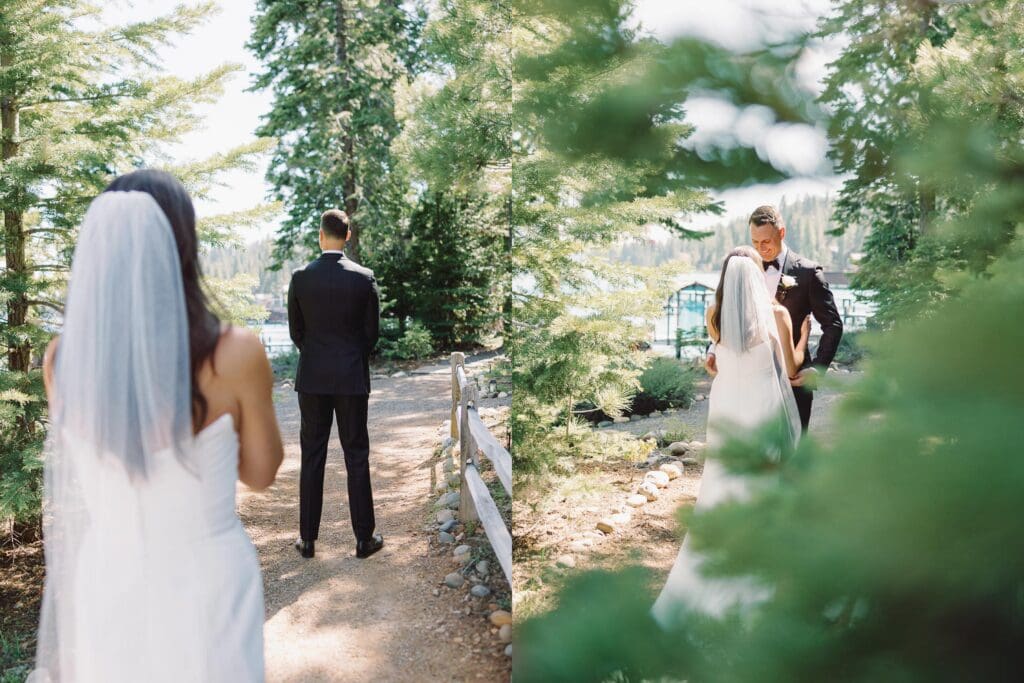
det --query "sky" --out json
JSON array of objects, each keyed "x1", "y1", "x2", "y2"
[{"x1": 129, "y1": 0, "x2": 843, "y2": 242}]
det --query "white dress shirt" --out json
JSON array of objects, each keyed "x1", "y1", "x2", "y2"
[{"x1": 763, "y1": 243, "x2": 789, "y2": 295}]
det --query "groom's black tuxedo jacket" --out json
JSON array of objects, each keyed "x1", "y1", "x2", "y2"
[
  {"x1": 287, "y1": 252, "x2": 380, "y2": 395},
  {"x1": 776, "y1": 249, "x2": 843, "y2": 371}
]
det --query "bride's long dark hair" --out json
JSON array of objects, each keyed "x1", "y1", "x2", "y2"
[
  {"x1": 710, "y1": 245, "x2": 763, "y2": 343},
  {"x1": 103, "y1": 169, "x2": 222, "y2": 429}
]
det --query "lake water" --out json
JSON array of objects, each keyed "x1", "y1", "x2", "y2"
[
  {"x1": 257, "y1": 323, "x2": 294, "y2": 357},
  {"x1": 260, "y1": 271, "x2": 874, "y2": 359}
]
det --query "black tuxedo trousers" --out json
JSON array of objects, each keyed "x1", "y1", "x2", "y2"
[{"x1": 298, "y1": 393, "x2": 375, "y2": 543}]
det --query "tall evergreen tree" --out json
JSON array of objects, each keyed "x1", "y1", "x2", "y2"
[
  {"x1": 1, "y1": 0, "x2": 274, "y2": 528},
  {"x1": 248, "y1": 0, "x2": 425, "y2": 266},
  {"x1": 817, "y1": 0, "x2": 1023, "y2": 326}
]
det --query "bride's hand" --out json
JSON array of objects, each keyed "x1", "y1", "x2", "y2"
[{"x1": 800, "y1": 315, "x2": 811, "y2": 341}]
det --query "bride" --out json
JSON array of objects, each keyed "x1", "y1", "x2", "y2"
[
  {"x1": 652, "y1": 245, "x2": 807, "y2": 624},
  {"x1": 31, "y1": 170, "x2": 284, "y2": 682}
]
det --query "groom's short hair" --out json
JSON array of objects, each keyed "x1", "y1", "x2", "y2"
[
  {"x1": 749, "y1": 205, "x2": 784, "y2": 230},
  {"x1": 320, "y1": 209, "x2": 350, "y2": 239}
]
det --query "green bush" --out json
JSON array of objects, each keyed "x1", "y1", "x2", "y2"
[
  {"x1": 833, "y1": 331, "x2": 866, "y2": 367},
  {"x1": 381, "y1": 320, "x2": 435, "y2": 361},
  {"x1": 270, "y1": 347, "x2": 299, "y2": 380},
  {"x1": 632, "y1": 356, "x2": 696, "y2": 414}
]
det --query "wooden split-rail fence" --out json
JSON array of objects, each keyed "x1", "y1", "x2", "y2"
[{"x1": 449, "y1": 352, "x2": 512, "y2": 584}]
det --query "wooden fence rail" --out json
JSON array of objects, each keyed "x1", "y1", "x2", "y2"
[{"x1": 450, "y1": 352, "x2": 512, "y2": 584}]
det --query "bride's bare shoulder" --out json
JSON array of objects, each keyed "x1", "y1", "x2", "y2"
[{"x1": 212, "y1": 325, "x2": 271, "y2": 379}]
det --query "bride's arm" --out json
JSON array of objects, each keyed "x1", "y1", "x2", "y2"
[
  {"x1": 43, "y1": 337, "x2": 59, "y2": 406},
  {"x1": 219, "y1": 328, "x2": 284, "y2": 490},
  {"x1": 773, "y1": 307, "x2": 801, "y2": 378}
]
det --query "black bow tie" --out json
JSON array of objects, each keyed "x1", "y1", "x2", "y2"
[{"x1": 764, "y1": 258, "x2": 780, "y2": 271}]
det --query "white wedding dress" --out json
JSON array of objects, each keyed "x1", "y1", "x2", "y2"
[
  {"x1": 652, "y1": 256, "x2": 801, "y2": 626},
  {"x1": 62, "y1": 414, "x2": 265, "y2": 682},
  {"x1": 31, "y1": 192, "x2": 265, "y2": 682}
]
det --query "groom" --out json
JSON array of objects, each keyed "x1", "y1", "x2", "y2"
[
  {"x1": 287, "y1": 209, "x2": 384, "y2": 559},
  {"x1": 706, "y1": 205, "x2": 843, "y2": 432}
]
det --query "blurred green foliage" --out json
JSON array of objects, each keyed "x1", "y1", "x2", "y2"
[{"x1": 517, "y1": 0, "x2": 1024, "y2": 681}]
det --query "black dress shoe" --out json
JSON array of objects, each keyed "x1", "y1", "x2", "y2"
[
  {"x1": 356, "y1": 532, "x2": 384, "y2": 559},
  {"x1": 294, "y1": 538, "x2": 315, "y2": 558}
]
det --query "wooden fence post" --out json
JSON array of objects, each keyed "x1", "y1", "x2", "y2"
[
  {"x1": 459, "y1": 381, "x2": 480, "y2": 523},
  {"x1": 450, "y1": 352, "x2": 464, "y2": 441}
]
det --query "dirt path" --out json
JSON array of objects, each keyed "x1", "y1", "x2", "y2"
[
  {"x1": 514, "y1": 371, "x2": 858, "y2": 618},
  {"x1": 238, "y1": 356, "x2": 511, "y2": 682}
]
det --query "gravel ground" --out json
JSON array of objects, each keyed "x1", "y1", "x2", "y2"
[{"x1": 238, "y1": 354, "x2": 511, "y2": 682}]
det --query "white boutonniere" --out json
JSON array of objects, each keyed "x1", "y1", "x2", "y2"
[{"x1": 776, "y1": 274, "x2": 797, "y2": 303}]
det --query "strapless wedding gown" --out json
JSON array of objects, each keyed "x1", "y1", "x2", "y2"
[
  {"x1": 651, "y1": 341, "x2": 798, "y2": 625},
  {"x1": 64, "y1": 413, "x2": 264, "y2": 682}
]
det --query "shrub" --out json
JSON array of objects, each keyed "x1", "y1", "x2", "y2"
[
  {"x1": 833, "y1": 330, "x2": 866, "y2": 367},
  {"x1": 381, "y1": 320, "x2": 435, "y2": 361},
  {"x1": 633, "y1": 356, "x2": 697, "y2": 414}
]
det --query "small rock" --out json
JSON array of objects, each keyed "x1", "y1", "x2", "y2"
[
  {"x1": 629, "y1": 414, "x2": 645, "y2": 421},
  {"x1": 556, "y1": 554, "x2": 576, "y2": 569},
  {"x1": 659, "y1": 463, "x2": 682, "y2": 480},
  {"x1": 475, "y1": 560, "x2": 490, "y2": 575},
  {"x1": 626, "y1": 494, "x2": 647, "y2": 507},
  {"x1": 596, "y1": 518, "x2": 616, "y2": 534},
  {"x1": 437, "y1": 509, "x2": 455, "y2": 524},
  {"x1": 441, "y1": 436, "x2": 455, "y2": 450},
  {"x1": 613, "y1": 416, "x2": 630, "y2": 424},
  {"x1": 432, "y1": 588, "x2": 440, "y2": 596},
  {"x1": 645, "y1": 470, "x2": 671, "y2": 488},
  {"x1": 638, "y1": 481, "x2": 659, "y2": 502},
  {"x1": 453, "y1": 544, "x2": 472, "y2": 559},
  {"x1": 471, "y1": 584, "x2": 492, "y2": 598},
  {"x1": 610, "y1": 511, "x2": 632, "y2": 526},
  {"x1": 439, "y1": 519, "x2": 456, "y2": 532},
  {"x1": 505, "y1": 644, "x2": 513, "y2": 657},
  {"x1": 444, "y1": 572, "x2": 464, "y2": 589},
  {"x1": 695, "y1": 393, "x2": 706, "y2": 401},
  {"x1": 439, "y1": 531, "x2": 455, "y2": 544},
  {"x1": 668, "y1": 441, "x2": 689, "y2": 456},
  {"x1": 499, "y1": 624, "x2": 512, "y2": 643},
  {"x1": 434, "y1": 480, "x2": 448, "y2": 494},
  {"x1": 446, "y1": 473, "x2": 461, "y2": 487},
  {"x1": 681, "y1": 457, "x2": 700, "y2": 467},
  {"x1": 439, "y1": 491, "x2": 460, "y2": 509},
  {"x1": 489, "y1": 610, "x2": 513, "y2": 627},
  {"x1": 498, "y1": 391, "x2": 508, "y2": 398},
  {"x1": 597, "y1": 420, "x2": 613, "y2": 428},
  {"x1": 641, "y1": 431, "x2": 659, "y2": 441},
  {"x1": 391, "y1": 370, "x2": 407, "y2": 378}
]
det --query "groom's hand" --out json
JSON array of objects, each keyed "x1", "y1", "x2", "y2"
[
  {"x1": 704, "y1": 353, "x2": 717, "y2": 376},
  {"x1": 790, "y1": 367, "x2": 819, "y2": 389}
]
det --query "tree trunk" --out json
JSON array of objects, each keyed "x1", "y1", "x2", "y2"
[
  {"x1": 335, "y1": 0, "x2": 361, "y2": 263},
  {"x1": 918, "y1": 185, "x2": 934, "y2": 239},
  {"x1": 1, "y1": 47, "x2": 29, "y2": 373}
]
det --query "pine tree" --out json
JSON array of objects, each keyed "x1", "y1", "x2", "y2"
[
  {"x1": 248, "y1": 0, "x2": 425, "y2": 266},
  {"x1": 818, "y1": 0, "x2": 1024, "y2": 327},
  {"x1": 0, "y1": 0, "x2": 275, "y2": 528}
]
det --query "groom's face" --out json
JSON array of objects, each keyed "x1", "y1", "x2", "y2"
[{"x1": 751, "y1": 223, "x2": 784, "y2": 262}]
